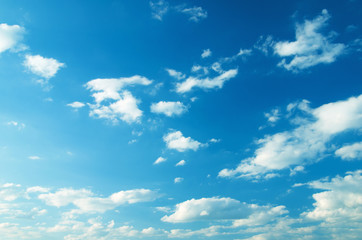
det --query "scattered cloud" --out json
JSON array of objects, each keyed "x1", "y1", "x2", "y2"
[
  {"x1": 23, "y1": 54, "x2": 64, "y2": 79},
  {"x1": 273, "y1": 9, "x2": 345, "y2": 71},
  {"x1": 163, "y1": 130, "x2": 201, "y2": 152},
  {"x1": 177, "y1": 6, "x2": 208, "y2": 22},
  {"x1": 85, "y1": 76, "x2": 152, "y2": 124},
  {"x1": 151, "y1": 101, "x2": 188, "y2": 117},
  {"x1": 219, "y1": 94, "x2": 362, "y2": 179},
  {"x1": 150, "y1": 0, "x2": 169, "y2": 21},
  {"x1": 165, "y1": 68, "x2": 186, "y2": 80},
  {"x1": 264, "y1": 108, "x2": 280, "y2": 123},
  {"x1": 67, "y1": 101, "x2": 85, "y2": 109},
  {"x1": 335, "y1": 142, "x2": 362, "y2": 160},
  {"x1": 174, "y1": 177, "x2": 183, "y2": 183},
  {"x1": 175, "y1": 160, "x2": 186, "y2": 166},
  {"x1": 0, "y1": 23, "x2": 25, "y2": 53},
  {"x1": 201, "y1": 49, "x2": 212, "y2": 58},
  {"x1": 154, "y1": 157, "x2": 166, "y2": 165},
  {"x1": 6, "y1": 121, "x2": 25, "y2": 130}
]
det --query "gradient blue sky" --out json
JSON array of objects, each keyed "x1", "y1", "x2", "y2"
[{"x1": 0, "y1": 1, "x2": 362, "y2": 239}]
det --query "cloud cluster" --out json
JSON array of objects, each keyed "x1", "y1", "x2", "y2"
[
  {"x1": 85, "y1": 76, "x2": 152, "y2": 124},
  {"x1": 273, "y1": 9, "x2": 345, "y2": 71},
  {"x1": 219, "y1": 94, "x2": 362, "y2": 179},
  {"x1": 163, "y1": 130, "x2": 201, "y2": 152},
  {"x1": 150, "y1": 1, "x2": 207, "y2": 22}
]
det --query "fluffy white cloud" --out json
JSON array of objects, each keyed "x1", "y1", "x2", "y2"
[
  {"x1": 150, "y1": 101, "x2": 187, "y2": 117},
  {"x1": 154, "y1": 157, "x2": 166, "y2": 165},
  {"x1": 201, "y1": 49, "x2": 212, "y2": 58},
  {"x1": 85, "y1": 76, "x2": 152, "y2": 124},
  {"x1": 85, "y1": 76, "x2": 152, "y2": 103},
  {"x1": 39, "y1": 188, "x2": 158, "y2": 213},
  {"x1": 304, "y1": 170, "x2": 362, "y2": 227},
  {"x1": 162, "y1": 197, "x2": 251, "y2": 223},
  {"x1": 177, "y1": 6, "x2": 207, "y2": 22},
  {"x1": 335, "y1": 142, "x2": 362, "y2": 160},
  {"x1": 274, "y1": 9, "x2": 345, "y2": 71},
  {"x1": 67, "y1": 101, "x2": 85, "y2": 108},
  {"x1": 0, "y1": 23, "x2": 25, "y2": 53},
  {"x1": 163, "y1": 130, "x2": 201, "y2": 152},
  {"x1": 23, "y1": 54, "x2": 64, "y2": 79},
  {"x1": 176, "y1": 69, "x2": 238, "y2": 93},
  {"x1": 165, "y1": 68, "x2": 185, "y2": 80},
  {"x1": 264, "y1": 108, "x2": 280, "y2": 123},
  {"x1": 219, "y1": 94, "x2": 362, "y2": 179}
]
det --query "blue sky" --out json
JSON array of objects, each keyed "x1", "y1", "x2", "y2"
[{"x1": 0, "y1": 0, "x2": 362, "y2": 239}]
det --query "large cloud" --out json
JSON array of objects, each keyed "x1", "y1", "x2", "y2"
[{"x1": 219, "y1": 94, "x2": 362, "y2": 179}]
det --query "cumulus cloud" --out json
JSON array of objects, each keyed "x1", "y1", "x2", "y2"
[
  {"x1": 23, "y1": 54, "x2": 64, "y2": 79},
  {"x1": 85, "y1": 76, "x2": 152, "y2": 124},
  {"x1": 67, "y1": 102, "x2": 85, "y2": 109},
  {"x1": 176, "y1": 69, "x2": 238, "y2": 93},
  {"x1": 150, "y1": 101, "x2": 188, "y2": 117},
  {"x1": 335, "y1": 142, "x2": 362, "y2": 160},
  {"x1": 264, "y1": 108, "x2": 280, "y2": 123},
  {"x1": 154, "y1": 157, "x2": 166, "y2": 165},
  {"x1": 163, "y1": 130, "x2": 201, "y2": 152},
  {"x1": 201, "y1": 49, "x2": 212, "y2": 58},
  {"x1": 304, "y1": 170, "x2": 362, "y2": 230},
  {"x1": 219, "y1": 94, "x2": 362, "y2": 179},
  {"x1": 273, "y1": 9, "x2": 345, "y2": 71},
  {"x1": 174, "y1": 177, "x2": 183, "y2": 183},
  {"x1": 165, "y1": 68, "x2": 186, "y2": 80},
  {"x1": 39, "y1": 188, "x2": 158, "y2": 213},
  {"x1": 0, "y1": 23, "x2": 25, "y2": 53}
]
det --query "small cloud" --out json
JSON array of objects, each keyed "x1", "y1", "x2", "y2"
[
  {"x1": 175, "y1": 160, "x2": 186, "y2": 166},
  {"x1": 6, "y1": 121, "x2": 25, "y2": 130},
  {"x1": 150, "y1": 0, "x2": 169, "y2": 21},
  {"x1": 201, "y1": 49, "x2": 212, "y2": 58},
  {"x1": 163, "y1": 130, "x2": 201, "y2": 152},
  {"x1": 150, "y1": 101, "x2": 188, "y2": 117},
  {"x1": 0, "y1": 23, "x2": 25, "y2": 54},
  {"x1": 209, "y1": 138, "x2": 221, "y2": 143},
  {"x1": 128, "y1": 139, "x2": 137, "y2": 144},
  {"x1": 264, "y1": 108, "x2": 280, "y2": 123},
  {"x1": 177, "y1": 6, "x2": 207, "y2": 22},
  {"x1": 67, "y1": 101, "x2": 85, "y2": 109},
  {"x1": 154, "y1": 157, "x2": 166, "y2": 165},
  {"x1": 23, "y1": 54, "x2": 65, "y2": 80},
  {"x1": 28, "y1": 156, "x2": 40, "y2": 160},
  {"x1": 165, "y1": 68, "x2": 186, "y2": 80},
  {"x1": 174, "y1": 177, "x2": 184, "y2": 183}
]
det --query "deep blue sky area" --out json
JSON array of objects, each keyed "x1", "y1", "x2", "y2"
[{"x1": 0, "y1": 1, "x2": 361, "y2": 239}]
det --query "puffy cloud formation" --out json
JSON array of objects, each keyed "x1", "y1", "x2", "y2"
[
  {"x1": 151, "y1": 101, "x2": 188, "y2": 117},
  {"x1": 303, "y1": 170, "x2": 362, "y2": 237},
  {"x1": 335, "y1": 142, "x2": 362, "y2": 160},
  {"x1": 201, "y1": 49, "x2": 212, "y2": 58},
  {"x1": 85, "y1": 76, "x2": 152, "y2": 124},
  {"x1": 274, "y1": 9, "x2": 345, "y2": 71},
  {"x1": 163, "y1": 130, "x2": 201, "y2": 152},
  {"x1": 67, "y1": 101, "x2": 85, "y2": 108},
  {"x1": 39, "y1": 188, "x2": 159, "y2": 213},
  {"x1": 219, "y1": 94, "x2": 362, "y2": 179},
  {"x1": 23, "y1": 54, "x2": 64, "y2": 79},
  {"x1": 0, "y1": 23, "x2": 25, "y2": 53}
]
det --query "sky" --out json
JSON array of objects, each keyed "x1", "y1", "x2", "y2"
[{"x1": 0, "y1": 0, "x2": 362, "y2": 239}]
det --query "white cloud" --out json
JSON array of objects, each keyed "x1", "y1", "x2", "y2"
[
  {"x1": 0, "y1": 23, "x2": 25, "y2": 53},
  {"x1": 177, "y1": 6, "x2": 207, "y2": 22},
  {"x1": 26, "y1": 186, "x2": 50, "y2": 193},
  {"x1": 150, "y1": 0, "x2": 169, "y2": 21},
  {"x1": 174, "y1": 177, "x2": 183, "y2": 183},
  {"x1": 304, "y1": 170, "x2": 362, "y2": 230},
  {"x1": 264, "y1": 108, "x2": 280, "y2": 123},
  {"x1": 67, "y1": 102, "x2": 85, "y2": 108},
  {"x1": 165, "y1": 68, "x2": 185, "y2": 80},
  {"x1": 175, "y1": 160, "x2": 186, "y2": 166},
  {"x1": 201, "y1": 49, "x2": 212, "y2": 58},
  {"x1": 163, "y1": 130, "x2": 201, "y2": 152},
  {"x1": 39, "y1": 188, "x2": 158, "y2": 213},
  {"x1": 335, "y1": 142, "x2": 362, "y2": 160},
  {"x1": 219, "y1": 94, "x2": 362, "y2": 179},
  {"x1": 273, "y1": 9, "x2": 345, "y2": 71},
  {"x1": 85, "y1": 76, "x2": 152, "y2": 104},
  {"x1": 28, "y1": 156, "x2": 40, "y2": 160},
  {"x1": 176, "y1": 68, "x2": 238, "y2": 93},
  {"x1": 85, "y1": 76, "x2": 152, "y2": 124},
  {"x1": 23, "y1": 54, "x2": 64, "y2": 79},
  {"x1": 154, "y1": 157, "x2": 166, "y2": 165},
  {"x1": 150, "y1": 101, "x2": 187, "y2": 117}
]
